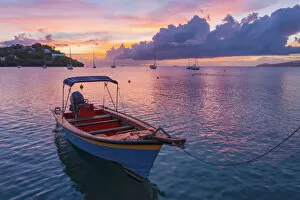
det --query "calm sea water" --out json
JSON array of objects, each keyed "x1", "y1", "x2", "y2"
[{"x1": 1, "y1": 66, "x2": 300, "y2": 200}]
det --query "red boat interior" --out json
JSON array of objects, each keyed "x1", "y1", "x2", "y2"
[
  {"x1": 64, "y1": 103, "x2": 141, "y2": 137},
  {"x1": 59, "y1": 102, "x2": 185, "y2": 144}
]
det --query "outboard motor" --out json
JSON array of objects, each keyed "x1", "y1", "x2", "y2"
[{"x1": 70, "y1": 91, "x2": 85, "y2": 112}]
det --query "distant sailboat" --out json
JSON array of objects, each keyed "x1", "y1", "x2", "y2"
[
  {"x1": 149, "y1": 44, "x2": 157, "y2": 69},
  {"x1": 188, "y1": 58, "x2": 200, "y2": 70},
  {"x1": 149, "y1": 64, "x2": 157, "y2": 69},
  {"x1": 187, "y1": 58, "x2": 191, "y2": 69},
  {"x1": 93, "y1": 51, "x2": 96, "y2": 68},
  {"x1": 17, "y1": 65, "x2": 21, "y2": 68},
  {"x1": 67, "y1": 46, "x2": 73, "y2": 70},
  {"x1": 111, "y1": 58, "x2": 116, "y2": 68},
  {"x1": 42, "y1": 52, "x2": 47, "y2": 69}
]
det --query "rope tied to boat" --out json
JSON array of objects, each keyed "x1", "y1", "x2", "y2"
[
  {"x1": 150, "y1": 127, "x2": 171, "y2": 138},
  {"x1": 178, "y1": 124, "x2": 300, "y2": 167}
]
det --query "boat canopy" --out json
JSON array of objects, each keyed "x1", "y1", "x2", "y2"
[{"x1": 63, "y1": 76, "x2": 118, "y2": 87}]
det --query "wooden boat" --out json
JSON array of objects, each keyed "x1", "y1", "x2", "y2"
[{"x1": 52, "y1": 76, "x2": 185, "y2": 178}]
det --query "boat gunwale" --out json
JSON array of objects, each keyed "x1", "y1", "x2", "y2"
[{"x1": 52, "y1": 109, "x2": 162, "y2": 145}]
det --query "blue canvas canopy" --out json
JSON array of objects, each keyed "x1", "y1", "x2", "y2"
[{"x1": 63, "y1": 76, "x2": 118, "y2": 87}]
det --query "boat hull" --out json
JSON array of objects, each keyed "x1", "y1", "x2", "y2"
[
  {"x1": 149, "y1": 64, "x2": 157, "y2": 69},
  {"x1": 58, "y1": 124, "x2": 162, "y2": 178}
]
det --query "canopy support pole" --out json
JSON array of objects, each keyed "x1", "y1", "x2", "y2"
[
  {"x1": 116, "y1": 85, "x2": 119, "y2": 112},
  {"x1": 64, "y1": 87, "x2": 71, "y2": 113},
  {"x1": 62, "y1": 87, "x2": 71, "y2": 120},
  {"x1": 103, "y1": 82, "x2": 106, "y2": 110},
  {"x1": 105, "y1": 83, "x2": 117, "y2": 110},
  {"x1": 62, "y1": 84, "x2": 65, "y2": 111}
]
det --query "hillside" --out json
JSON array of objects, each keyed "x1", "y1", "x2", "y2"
[
  {"x1": 256, "y1": 60, "x2": 300, "y2": 67},
  {"x1": 0, "y1": 43, "x2": 84, "y2": 67}
]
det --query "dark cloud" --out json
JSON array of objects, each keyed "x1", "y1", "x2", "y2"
[
  {"x1": 107, "y1": 5, "x2": 300, "y2": 60},
  {"x1": 38, "y1": 28, "x2": 48, "y2": 33},
  {"x1": 45, "y1": 34, "x2": 52, "y2": 41},
  {"x1": 222, "y1": 14, "x2": 235, "y2": 24},
  {"x1": 1, "y1": 33, "x2": 37, "y2": 46},
  {"x1": 83, "y1": 39, "x2": 99, "y2": 45},
  {"x1": 82, "y1": 37, "x2": 111, "y2": 46},
  {"x1": 241, "y1": 13, "x2": 258, "y2": 24},
  {"x1": 0, "y1": 32, "x2": 54, "y2": 46},
  {"x1": 106, "y1": 44, "x2": 126, "y2": 59},
  {"x1": 153, "y1": 15, "x2": 210, "y2": 45},
  {"x1": 296, "y1": 37, "x2": 300, "y2": 43},
  {"x1": 206, "y1": 14, "x2": 211, "y2": 22},
  {"x1": 54, "y1": 43, "x2": 69, "y2": 47}
]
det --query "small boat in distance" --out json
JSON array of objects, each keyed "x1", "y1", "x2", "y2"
[
  {"x1": 42, "y1": 51, "x2": 47, "y2": 68},
  {"x1": 149, "y1": 64, "x2": 157, "y2": 69},
  {"x1": 52, "y1": 76, "x2": 186, "y2": 179},
  {"x1": 111, "y1": 58, "x2": 116, "y2": 68},
  {"x1": 17, "y1": 65, "x2": 22, "y2": 68},
  {"x1": 93, "y1": 51, "x2": 96, "y2": 68},
  {"x1": 67, "y1": 46, "x2": 73, "y2": 70},
  {"x1": 149, "y1": 44, "x2": 157, "y2": 69},
  {"x1": 189, "y1": 65, "x2": 200, "y2": 70},
  {"x1": 67, "y1": 64, "x2": 73, "y2": 70}
]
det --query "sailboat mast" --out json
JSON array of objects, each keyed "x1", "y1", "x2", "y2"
[
  {"x1": 93, "y1": 51, "x2": 95, "y2": 66},
  {"x1": 69, "y1": 46, "x2": 72, "y2": 65},
  {"x1": 154, "y1": 43, "x2": 156, "y2": 65}
]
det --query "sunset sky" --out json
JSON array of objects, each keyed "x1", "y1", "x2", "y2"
[{"x1": 0, "y1": 0, "x2": 300, "y2": 66}]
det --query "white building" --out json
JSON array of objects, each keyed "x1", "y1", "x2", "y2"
[
  {"x1": 51, "y1": 53, "x2": 65, "y2": 61},
  {"x1": 44, "y1": 49, "x2": 51, "y2": 54},
  {"x1": 0, "y1": 57, "x2": 6, "y2": 61},
  {"x1": 52, "y1": 53, "x2": 65, "y2": 57}
]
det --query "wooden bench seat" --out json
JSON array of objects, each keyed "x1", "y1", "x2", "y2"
[
  {"x1": 67, "y1": 114, "x2": 111, "y2": 123},
  {"x1": 75, "y1": 119, "x2": 120, "y2": 127},
  {"x1": 89, "y1": 125, "x2": 135, "y2": 135}
]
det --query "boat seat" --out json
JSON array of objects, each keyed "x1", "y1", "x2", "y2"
[
  {"x1": 75, "y1": 119, "x2": 120, "y2": 127},
  {"x1": 67, "y1": 114, "x2": 111, "y2": 123},
  {"x1": 89, "y1": 125, "x2": 135, "y2": 135},
  {"x1": 77, "y1": 103, "x2": 95, "y2": 118}
]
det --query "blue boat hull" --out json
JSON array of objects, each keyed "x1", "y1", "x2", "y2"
[{"x1": 60, "y1": 126, "x2": 162, "y2": 178}]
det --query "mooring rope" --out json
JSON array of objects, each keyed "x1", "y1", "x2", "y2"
[{"x1": 180, "y1": 124, "x2": 300, "y2": 166}]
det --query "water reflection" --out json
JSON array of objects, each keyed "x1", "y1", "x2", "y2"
[{"x1": 53, "y1": 130, "x2": 158, "y2": 200}]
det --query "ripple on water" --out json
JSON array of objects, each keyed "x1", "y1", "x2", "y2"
[{"x1": 1, "y1": 67, "x2": 300, "y2": 199}]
